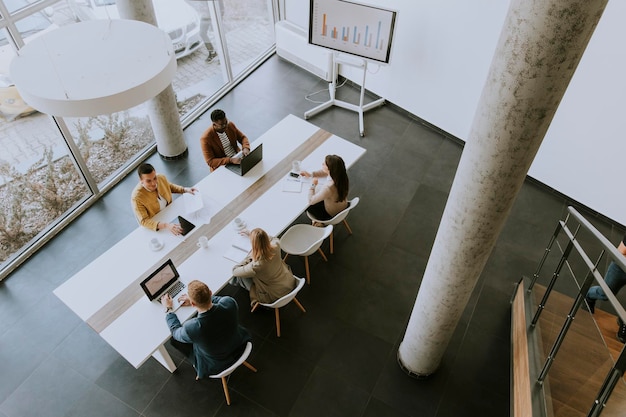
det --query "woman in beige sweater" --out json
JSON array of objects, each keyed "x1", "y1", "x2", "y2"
[
  {"x1": 230, "y1": 228, "x2": 296, "y2": 308},
  {"x1": 301, "y1": 154, "x2": 350, "y2": 221}
]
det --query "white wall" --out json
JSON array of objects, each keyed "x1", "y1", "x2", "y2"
[{"x1": 284, "y1": 1, "x2": 626, "y2": 225}]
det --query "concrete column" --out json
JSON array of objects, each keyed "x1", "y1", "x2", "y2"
[
  {"x1": 397, "y1": 0, "x2": 607, "y2": 377},
  {"x1": 116, "y1": 0, "x2": 188, "y2": 159}
]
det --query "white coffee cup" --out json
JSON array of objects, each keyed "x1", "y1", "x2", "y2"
[
  {"x1": 149, "y1": 238, "x2": 161, "y2": 250},
  {"x1": 292, "y1": 160, "x2": 301, "y2": 173},
  {"x1": 196, "y1": 236, "x2": 209, "y2": 249},
  {"x1": 233, "y1": 217, "x2": 244, "y2": 229}
]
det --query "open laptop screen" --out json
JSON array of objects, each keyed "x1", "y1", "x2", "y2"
[
  {"x1": 226, "y1": 143, "x2": 263, "y2": 176},
  {"x1": 140, "y1": 259, "x2": 180, "y2": 301}
]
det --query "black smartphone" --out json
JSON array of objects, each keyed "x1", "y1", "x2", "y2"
[{"x1": 289, "y1": 172, "x2": 299, "y2": 178}]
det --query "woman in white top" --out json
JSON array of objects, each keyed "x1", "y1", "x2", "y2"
[{"x1": 301, "y1": 154, "x2": 349, "y2": 221}]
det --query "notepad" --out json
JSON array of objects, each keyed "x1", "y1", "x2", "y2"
[
  {"x1": 223, "y1": 246, "x2": 248, "y2": 263},
  {"x1": 232, "y1": 233, "x2": 252, "y2": 252},
  {"x1": 223, "y1": 232, "x2": 252, "y2": 263},
  {"x1": 283, "y1": 177, "x2": 302, "y2": 193}
]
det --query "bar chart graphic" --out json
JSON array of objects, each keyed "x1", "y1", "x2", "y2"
[{"x1": 309, "y1": 0, "x2": 397, "y2": 64}]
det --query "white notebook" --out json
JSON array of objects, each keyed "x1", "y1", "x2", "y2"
[
  {"x1": 282, "y1": 177, "x2": 302, "y2": 193},
  {"x1": 223, "y1": 232, "x2": 252, "y2": 263},
  {"x1": 223, "y1": 246, "x2": 248, "y2": 263},
  {"x1": 232, "y1": 233, "x2": 252, "y2": 252}
]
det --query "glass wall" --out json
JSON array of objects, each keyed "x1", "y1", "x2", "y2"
[
  {"x1": 0, "y1": 0, "x2": 277, "y2": 279},
  {"x1": 63, "y1": 108, "x2": 154, "y2": 186},
  {"x1": 0, "y1": 1, "x2": 92, "y2": 269},
  {"x1": 179, "y1": 0, "x2": 276, "y2": 119}
]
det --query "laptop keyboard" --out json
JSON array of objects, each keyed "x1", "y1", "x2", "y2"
[{"x1": 166, "y1": 281, "x2": 185, "y2": 299}]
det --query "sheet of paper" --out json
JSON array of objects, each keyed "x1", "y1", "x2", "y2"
[
  {"x1": 183, "y1": 192, "x2": 204, "y2": 214},
  {"x1": 282, "y1": 177, "x2": 302, "y2": 193},
  {"x1": 223, "y1": 246, "x2": 248, "y2": 263},
  {"x1": 232, "y1": 232, "x2": 252, "y2": 252}
]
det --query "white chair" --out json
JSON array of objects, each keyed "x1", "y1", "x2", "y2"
[
  {"x1": 306, "y1": 197, "x2": 360, "y2": 254},
  {"x1": 208, "y1": 341, "x2": 257, "y2": 406},
  {"x1": 280, "y1": 224, "x2": 333, "y2": 284},
  {"x1": 251, "y1": 276, "x2": 306, "y2": 337}
]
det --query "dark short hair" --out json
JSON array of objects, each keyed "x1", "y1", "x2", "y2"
[
  {"x1": 210, "y1": 109, "x2": 226, "y2": 122},
  {"x1": 137, "y1": 163, "x2": 155, "y2": 177}
]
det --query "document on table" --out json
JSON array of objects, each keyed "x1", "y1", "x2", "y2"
[
  {"x1": 282, "y1": 177, "x2": 302, "y2": 193},
  {"x1": 223, "y1": 246, "x2": 248, "y2": 263},
  {"x1": 223, "y1": 232, "x2": 252, "y2": 262},
  {"x1": 232, "y1": 232, "x2": 252, "y2": 252},
  {"x1": 184, "y1": 192, "x2": 213, "y2": 224},
  {"x1": 183, "y1": 192, "x2": 204, "y2": 213}
]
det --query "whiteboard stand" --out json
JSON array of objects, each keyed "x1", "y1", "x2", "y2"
[{"x1": 304, "y1": 53, "x2": 385, "y2": 137}]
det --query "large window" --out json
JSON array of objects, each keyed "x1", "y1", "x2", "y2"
[
  {"x1": 177, "y1": 0, "x2": 276, "y2": 119},
  {"x1": 0, "y1": 0, "x2": 277, "y2": 280}
]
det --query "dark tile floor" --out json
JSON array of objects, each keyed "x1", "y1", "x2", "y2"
[{"x1": 0, "y1": 55, "x2": 622, "y2": 417}]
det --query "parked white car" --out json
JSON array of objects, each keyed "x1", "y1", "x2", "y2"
[{"x1": 69, "y1": 0, "x2": 202, "y2": 60}]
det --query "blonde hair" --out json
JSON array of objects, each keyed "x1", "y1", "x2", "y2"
[
  {"x1": 250, "y1": 228, "x2": 275, "y2": 261},
  {"x1": 187, "y1": 280, "x2": 212, "y2": 308}
]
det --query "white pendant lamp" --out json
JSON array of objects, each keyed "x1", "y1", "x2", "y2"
[{"x1": 10, "y1": 19, "x2": 176, "y2": 117}]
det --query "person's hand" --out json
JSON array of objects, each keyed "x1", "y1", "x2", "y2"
[
  {"x1": 161, "y1": 294, "x2": 174, "y2": 309},
  {"x1": 312, "y1": 178, "x2": 319, "y2": 186},
  {"x1": 242, "y1": 148, "x2": 250, "y2": 157},
  {"x1": 166, "y1": 222, "x2": 183, "y2": 235},
  {"x1": 300, "y1": 171, "x2": 311, "y2": 178},
  {"x1": 230, "y1": 156, "x2": 242, "y2": 165},
  {"x1": 239, "y1": 228, "x2": 250, "y2": 237},
  {"x1": 184, "y1": 187, "x2": 198, "y2": 195},
  {"x1": 178, "y1": 294, "x2": 191, "y2": 307}
]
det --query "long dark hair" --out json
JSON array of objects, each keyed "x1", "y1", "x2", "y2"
[{"x1": 325, "y1": 155, "x2": 349, "y2": 202}]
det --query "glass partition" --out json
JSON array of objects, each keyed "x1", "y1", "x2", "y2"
[
  {"x1": 64, "y1": 107, "x2": 154, "y2": 186},
  {"x1": 0, "y1": 112, "x2": 90, "y2": 266}
]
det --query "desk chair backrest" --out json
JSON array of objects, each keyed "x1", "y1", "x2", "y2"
[
  {"x1": 280, "y1": 224, "x2": 333, "y2": 257},
  {"x1": 209, "y1": 341, "x2": 257, "y2": 405},
  {"x1": 251, "y1": 276, "x2": 307, "y2": 337},
  {"x1": 306, "y1": 197, "x2": 360, "y2": 254},
  {"x1": 280, "y1": 224, "x2": 333, "y2": 284}
]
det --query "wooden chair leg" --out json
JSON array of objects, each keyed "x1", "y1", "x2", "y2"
[
  {"x1": 251, "y1": 302, "x2": 259, "y2": 313},
  {"x1": 221, "y1": 377, "x2": 231, "y2": 405},
  {"x1": 243, "y1": 361, "x2": 257, "y2": 372},
  {"x1": 343, "y1": 219, "x2": 353, "y2": 235},
  {"x1": 330, "y1": 231, "x2": 334, "y2": 254},
  {"x1": 318, "y1": 248, "x2": 328, "y2": 262},
  {"x1": 283, "y1": 253, "x2": 289, "y2": 262},
  {"x1": 293, "y1": 297, "x2": 306, "y2": 313},
  {"x1": 304, "y1": 256, "x2": 311, "y2": 284},
  {"x1": 274, "y1": 308, "x2": 281, "y2": 337}
]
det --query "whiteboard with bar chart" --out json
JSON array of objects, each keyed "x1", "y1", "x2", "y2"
[{"x1": 308, "y1": 0, "x2": 397, "y2": 64}]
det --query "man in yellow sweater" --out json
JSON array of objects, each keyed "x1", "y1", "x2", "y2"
[{"x1": 131, "y1": 163, "x2": 197, "y2": 234}]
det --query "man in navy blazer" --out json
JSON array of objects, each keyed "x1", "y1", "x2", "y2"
[{"x1": 161, "y1": 280, "x2": 251, "y2": 378}]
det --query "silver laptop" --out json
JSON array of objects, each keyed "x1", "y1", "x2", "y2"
[
  {"x1": 225, "y1": 143, "x2": 263, "y2": 176},
  {"x1": 140, "y1": 259, "x2": 186, "y2": 311}
]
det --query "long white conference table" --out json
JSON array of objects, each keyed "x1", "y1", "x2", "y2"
[{"x1": 54, "y1": 115, "x2": 366, "y2": 372}]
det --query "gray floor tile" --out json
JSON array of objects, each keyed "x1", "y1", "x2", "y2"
[
  {"x1": 289, "y1": 366, "x2": 370, "y2": 417},
  {"x1": 0, "y1": 357, "x2": 92, "y2": 417}
]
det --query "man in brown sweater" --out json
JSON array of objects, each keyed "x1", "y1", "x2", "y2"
[{"x1": 199, "y1": 109, "x2": 250, "y2": 171}]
